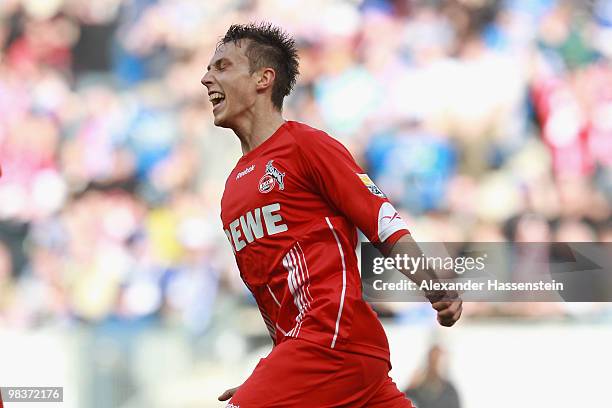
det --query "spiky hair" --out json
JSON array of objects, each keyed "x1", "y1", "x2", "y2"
[{"x1": 219, "y1": 22, "x2": 300, "y2": 111}]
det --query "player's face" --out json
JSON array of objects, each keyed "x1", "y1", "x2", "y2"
[{"x1": 201, "y1": 42, "x2": 257, "y2": 128}]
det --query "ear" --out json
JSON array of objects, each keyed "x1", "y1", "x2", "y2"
[{"x1": 256, "y1": 67, "x2": 276, "y2": 92}]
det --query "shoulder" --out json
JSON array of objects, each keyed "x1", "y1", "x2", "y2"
[
  {"x1": 285, "y1": 120, "x2": 328, "y2": 144},
  {"x1": 285, "y1": 120, "x2": 349, "y2": 155}
]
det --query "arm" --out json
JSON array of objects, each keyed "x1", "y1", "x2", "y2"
[
  {"x1": 387, "y1": 234, "x2": 463, "y2": 327},
  {"x1": 296, "y1": 129, "x2": 461, "y2": 326}
]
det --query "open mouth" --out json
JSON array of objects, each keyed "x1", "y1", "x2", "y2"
[{"x1": 209, "y1": 92, "x2": 225, "y2": 111}]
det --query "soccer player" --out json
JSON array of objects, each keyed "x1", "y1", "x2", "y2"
[{"x1": 202, "y1": 23, "x2": 462, "y2": 407}]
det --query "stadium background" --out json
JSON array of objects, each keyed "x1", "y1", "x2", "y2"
[{"x1": 0, "y1": 0, "x2": 611, "y2": 407}]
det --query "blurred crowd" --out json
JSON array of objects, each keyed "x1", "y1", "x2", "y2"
[{"x1": 0, "y1": 0, "x2": 611, "y2": 331}]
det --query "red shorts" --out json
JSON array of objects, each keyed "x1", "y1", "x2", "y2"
[{"x1": 227, "y1": 338, "x2": 414, "y2": 408}]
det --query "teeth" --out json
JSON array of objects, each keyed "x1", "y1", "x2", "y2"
[{"x1": 209, "y1": 92, "x2": 225, "y2": 102}]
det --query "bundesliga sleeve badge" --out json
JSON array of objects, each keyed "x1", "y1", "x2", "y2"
[{"x1": 357, "y1": 173, "x2": 386, "y2": 198}]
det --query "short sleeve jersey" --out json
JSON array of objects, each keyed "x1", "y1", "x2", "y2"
[{"x1": 221, "y1": 121, "x2": 410, "y2": 363}]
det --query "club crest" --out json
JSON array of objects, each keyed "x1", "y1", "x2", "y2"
[{"x1": 259, "y1": 160, "x2": 285, "y2": 193}]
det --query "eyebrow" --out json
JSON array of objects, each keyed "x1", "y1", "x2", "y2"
[{"x1": 207, "y1": 58, "x2": 231, "y2": 71}]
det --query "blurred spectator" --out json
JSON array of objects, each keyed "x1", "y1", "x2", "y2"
[
  {"x1": 0, "y1": 0, "x2": 610, "y2": 331},
  {"x1": 404, "y1": 344, "x2": 462, "y2": 408}
]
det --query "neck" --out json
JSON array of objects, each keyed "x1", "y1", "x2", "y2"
[{"x1": 233, "y1": 105, "x2": 285, "y2": 155}]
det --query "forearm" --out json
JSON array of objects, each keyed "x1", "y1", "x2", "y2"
[
  {"x1": 381, "y1": 234, "x2": 463, "y2": 326},
  {"x1": 387, "y1": 234, "x2": 453, "y2": 302}
]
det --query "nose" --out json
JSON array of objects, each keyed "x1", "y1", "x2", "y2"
[{"x1": 201, "y1": 70, "x2": 213, "y2": 88}]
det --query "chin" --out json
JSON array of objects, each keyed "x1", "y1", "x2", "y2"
[
  {"x1": 214, "y1": 117, "x2": 232, "y2": 129},
  {"x1": 214, "y1": 112, "x2": 236, "y2": 129},
  {"x1": 213, "y1": 114, "x2": 227, "y2": 127}
]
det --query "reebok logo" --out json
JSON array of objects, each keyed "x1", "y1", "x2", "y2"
[
  {"x1": 225, "y1": 403, "x2": 240, "y2": 408},
  {"x1": 236, "y1": 165, "x2": 255, "y2": 180}
]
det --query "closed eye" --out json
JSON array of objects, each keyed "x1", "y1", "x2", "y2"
[{"x1": 207, "y1": 58, "x2": 231, "y2": 72}]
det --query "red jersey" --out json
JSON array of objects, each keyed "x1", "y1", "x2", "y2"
[{"x1": 220, "y1": 121, "x2": 410, "y2": 363}]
